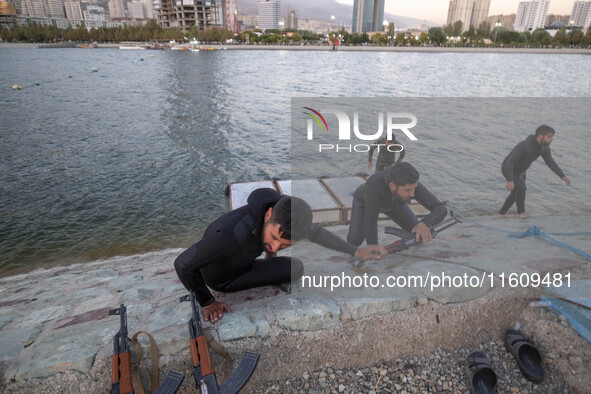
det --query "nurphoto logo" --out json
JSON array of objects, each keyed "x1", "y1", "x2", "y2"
[{"x1": 303, "y1": 107, "x2": 418, "y2": 153}]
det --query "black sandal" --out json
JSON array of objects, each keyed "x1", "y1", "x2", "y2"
[
  {"x1": 504, "y1": 329, "x2": 544, "y2": 382},
  {"x1": 465, "y1": 351, "x2": 497, "y2": 394}
]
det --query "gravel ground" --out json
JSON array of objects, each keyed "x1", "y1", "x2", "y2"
[
  {"x1": 2, "y1": 297, "x2": 588, "y2": 393},
  {"x1": 258, "y1": 339, "x2": 569, "y2": 394}
]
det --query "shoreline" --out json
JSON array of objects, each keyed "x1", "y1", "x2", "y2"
[{"x1": 1, "y1": 42, "x2": 590, "y2": 54}]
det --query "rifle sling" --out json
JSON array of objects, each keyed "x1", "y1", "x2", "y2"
[
  {"x1": 204, "y1": 329, "x2": 232, "y2": 374},
  {"x1": 131, "y1": 330, "x2": 160, "y2": 394}
]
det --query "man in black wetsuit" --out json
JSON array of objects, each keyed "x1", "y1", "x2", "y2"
[
  {"x1": 347, "y1": 162, "x2": 447, "y2": 247},
  {"x1": 174, "y1": 188, "x2": 386, "y2": 323},
  {"x1": 367, "y1": 135, "x2": 405, "y2": 174},
  {"x1": 499, "y1": 125, "x2": 571, "y2": 219}
]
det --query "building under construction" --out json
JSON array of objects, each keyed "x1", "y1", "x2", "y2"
[{"x1": 154, "y1": 0, "x2": 237, "y2": 32}]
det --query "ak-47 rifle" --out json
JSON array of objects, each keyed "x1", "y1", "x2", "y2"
[
  {"x1": 180, "y1": 291, "x2": 259, "y2": 394},
  {"x1": 350, "y1": 216, "x2": 463, "y2": 265},
  {"x1": 108, "y1": 305, "x2": 185, "y2": 394},
  {"x1": 109, "y1": 305, "x2": 134, "y2": 394}
]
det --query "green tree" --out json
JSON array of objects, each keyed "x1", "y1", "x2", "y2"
[
  {"x1": 583, "y1": 30, "x2": 591, "y2": 46},
  {"x1": 466, "y1": 25, "x2": 476, "y2": 41},
  {"x1": 371, "y1": 32, "x2": 387, "y2": 45},
  {"x1": 291, "y1": 32, "x2": 302, "y2": 42},
  {"x1": 554, "y1": 27, "x2": 567, "y2": 45},
  {"x1": 529, "y1": 28, "x2": 550, "y2": 44},
  {"x1": 386, "y1": 22, "x2": 395, "y2": 41},
  {"x1": 452, "y1": 20, "x2": 463, "y2": 36},
  {"x1": 568, "y1": 29, "x2": 583, "y2": 45},
  {"x1": 395, "y1": 32, "x2": 406, "y2": 45},
  {"x1": 428, "y1": 27, "x2": 446, "y2": 45},
  {"x1": 419, "y1": 32, "x2": 428, "y2": 45},
  {"x1": 476, "y1": 21, "x2": 490, "y2": 38},
  {"x1": 442, "y1": 24, "x2": 453, "y2": 37}
]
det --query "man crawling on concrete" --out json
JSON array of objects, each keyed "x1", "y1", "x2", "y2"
[
  {"x1": 347, "y1": 162, "x2": 447, "y2": 247},
  {"x1": 174, "y1": 188, "x2": 386, "y2": 323}
]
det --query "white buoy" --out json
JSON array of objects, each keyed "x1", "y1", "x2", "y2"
[
  {"x1": 12, "y1": 85, "x2": 22, "y2": 90},
  {"x1": 91, "y1": 68, "x2": 98, "y2": 73}
]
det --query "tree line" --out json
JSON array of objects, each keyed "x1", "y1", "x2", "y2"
[{"x1": 2, "y1": 19, "x2": 590, "y2": 48}]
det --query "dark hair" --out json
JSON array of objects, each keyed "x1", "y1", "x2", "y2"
[
  {"x1": 387, "y1": 162, "x2": 420, "y2": 186},
  {"x1": 535, "y1": 125, "x2": 555, "y2": 137},
  {"x1": 270, "y1": 196, "x2": 312, "y2": 242}
]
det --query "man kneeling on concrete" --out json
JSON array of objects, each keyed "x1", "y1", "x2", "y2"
[
  {"x1": 347, "y1": 162, "x2": 447, "y2": 247},
  {"x1": 174, "y1": 188, "x2": 386, "y2": 323}
]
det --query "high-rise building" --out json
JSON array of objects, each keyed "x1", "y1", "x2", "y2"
[
  {"x1": 221, "y1": 0, "x2": 238, "y2": 32},
  {"x1": 258, "y1": 0, "x2": 279, "y2": 30},
  {"x1": 45, "y1": 0, "x2": 65, "y2": 18},
  {"x1": 64, "y1": 0, "x2": 83, "y2": 19},
  {"x1": 127, "y1": 0, "x2": 145, "y2": 18},
  {"x1": 20, "y1": 0, "x2": 46, "y2": 17},
  {"x1": 513, "y1": 0, "x2": 550, "y2": 32},
  {"x1": 108, "y1": 0, "x2": 125, "y2": 18},
  {"x1": 285, "y1": 6, "x2": 297, "y2": 29},
  {"x1": 352, "y1": 0, "x2": 384, "y2": 33},
  {"x1": 0, "y1": 1, "x2": 18, "y2": 30},
  {"x1": 141, "y1": 0, "x2": 153, "y2": 18},
  {"x1": 570, "y1": 1, "x2": 591, "y2": 30},
  {"x1": 446, "y1": 0, "x2": 491, "y2": 32},
  {"x1": 154, "y1": 0, "x2": 220, "y2": 31}
]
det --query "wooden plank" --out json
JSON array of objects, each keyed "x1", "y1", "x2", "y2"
[
  {"x1": 229, "y1": 181, "x2": 276, "y2": 210},
  {"x1": 319, "y1": 176, "x2": 365, "y2": 222}
]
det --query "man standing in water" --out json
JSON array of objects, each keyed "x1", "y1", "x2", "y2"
[
  {"x1": 174, "y1": 188, "x2": 386, "y2": 323},
  {"x1": 367, "y1": 135, "x2": 405, "y2": 173},
  {"x1": 499, "y1": 125, "x2": 571, "y2": 219}
]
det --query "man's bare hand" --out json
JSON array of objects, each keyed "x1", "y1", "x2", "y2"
[
  {"x1": 412, "y1": 222, "x2": 432, "y2": 243},
  {"x1": 202, "y1": 301, "x2": 230, "y2": 324},
  {"x1": 506, "y1": 181, "x2": 514, "y2": 191},
  {"x1": 355, "y1": 245, "x2": 387, "y2": 260},
  {"x1": 562, "y1": 177, "x2": 571, "y2": 186}
]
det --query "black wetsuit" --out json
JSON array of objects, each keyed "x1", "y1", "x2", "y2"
[
  {"x1": 174, "y1": 188, "x2": 358, "y2": 306},
  {"x1": 368, "y1": 136, "x2": 406, "y2": 173},
  {"x1": 347, "y1": 166, "x2": 447, "y2": 246},
  {"x1": 500, "y1": 134, "x2": 565, "y2": 215}
]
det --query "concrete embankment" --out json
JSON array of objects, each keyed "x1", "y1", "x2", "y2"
[{"x1": 0, "y1": 214, "x2": 590, "y2": 392}]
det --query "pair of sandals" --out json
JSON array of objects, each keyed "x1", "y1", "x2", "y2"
[{"x1": 465, "y1": 329, "x2": 545, "y2": 394}]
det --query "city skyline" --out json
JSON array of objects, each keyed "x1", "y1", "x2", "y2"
[{"x1": 336, "y1": 0, "x2": 575, "y2": 24}]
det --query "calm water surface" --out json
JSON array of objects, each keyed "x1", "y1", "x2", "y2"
[{"x1": 1, "y1": 48, "x2": 590, "y2": 275}]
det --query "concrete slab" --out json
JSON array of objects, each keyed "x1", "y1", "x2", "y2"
[{"x1": 277, "y1": 179, "x2": 342, "y2": 224}]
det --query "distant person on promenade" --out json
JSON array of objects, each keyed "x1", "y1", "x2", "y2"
[
  {"x1": 347, "y1": 162, "x2": 447, "y2": 247},
  {"x1": 499, "y1": 125, "x2": 571, "y2": 219},
  {"x1": 174, "y1": 188, "x2": 386, "y2": 323},
  {"x1": 367, "y1": 135, "x2": 405, "y2": 174}
]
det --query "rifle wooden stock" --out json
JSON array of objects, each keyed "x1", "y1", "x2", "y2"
[
  {"x1": 111, "y1": 352, "x2": 134, "y2": 394},
  {"x1": 190, "y1": 335, "x2": 215, "y2": 376}
]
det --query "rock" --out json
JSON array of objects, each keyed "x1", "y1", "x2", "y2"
[{"x1": 270, "y1": 294, "x2": 340, "y2": 331}]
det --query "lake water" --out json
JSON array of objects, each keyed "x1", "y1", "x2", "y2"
[{"x1": 1, "y1": 48, "x2": 590, "y2": 275}]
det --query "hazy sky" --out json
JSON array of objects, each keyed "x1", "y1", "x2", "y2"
[{"x1": 336, "y1": 0, "x2": 575, "y2": 25}]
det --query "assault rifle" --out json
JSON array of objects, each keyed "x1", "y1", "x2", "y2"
[
  {"x1": 108, "y1": 304, "x2": 185, "y2": 394},
  {"x1": 180, "y1": 291, "x2": 259, "y2": 394},
  {"x1": 109, "y1": 305, "x2": 134, "y2": 394},
  {"x1": 350, "y1": 215, "x2": 463, "y2": 265}
]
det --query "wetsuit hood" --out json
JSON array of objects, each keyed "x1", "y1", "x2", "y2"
[{"x1": 245, "y1": 188, "x2": 282, "y2": 236}]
